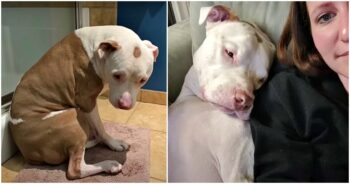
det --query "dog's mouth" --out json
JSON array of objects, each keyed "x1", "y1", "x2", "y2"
[
  {"x1": 213, "y1": 103, "x2": 253, "y2": 121},
  {"x1": 201, "y1": 89, "x2": 254, "y2": 120}
]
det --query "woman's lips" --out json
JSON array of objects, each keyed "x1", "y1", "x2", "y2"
[{"x1": 336, "y1": 51, "x2": 349, "y2": 58}]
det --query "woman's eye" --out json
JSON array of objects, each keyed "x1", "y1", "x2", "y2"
[{"x1": 317, "y1": 12, "x2": 336, "y2": 24}]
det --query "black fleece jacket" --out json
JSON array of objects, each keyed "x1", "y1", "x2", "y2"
[{"x1": 251, "y1": 66, "x2": 348, "y2": 182}]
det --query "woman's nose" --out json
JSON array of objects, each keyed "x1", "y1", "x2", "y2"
[{"x1": 340, "y1": 3, "x2": 349, "y2": 42}]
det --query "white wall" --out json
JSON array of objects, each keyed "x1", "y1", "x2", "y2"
[{"x1": 171, "y1": 2, "x2": 190, "y2": 23}]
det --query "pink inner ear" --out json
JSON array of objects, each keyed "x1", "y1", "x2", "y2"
[
  {"x1": 208, "y1": 6, "x2": 230, "y2": 22},
  {"x1": 152, "y1": 47, "x2": 159, "y2": 61},
  {"x1": 206, "y1": 5, "x2": 239, "y2": 23},
  {"x1": 143, "y1": 40, "x2": 159, "y2": 61}
]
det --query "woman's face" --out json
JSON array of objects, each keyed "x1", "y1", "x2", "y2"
[{"x1": 307, "y1": 2, "x2": 348, "y2": 83}]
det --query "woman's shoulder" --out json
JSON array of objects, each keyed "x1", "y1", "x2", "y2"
[
  {"x1": 268, "y1": 68, "x2": 311, "y2": 92},
  {"x1": 265, "y1": 66, "x2": 347, "y2": 109},
  {"x1": 251, "y1": 66, "x2": 348, "y2": 139},
  {"x1": 251, "y1": 67, "x2": 348, "y2": 182}
]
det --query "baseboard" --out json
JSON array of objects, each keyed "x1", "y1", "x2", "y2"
[
  {"x1": 101, "y1": 89, "x2": 166, "y2": 105},
  {"x1": 138, "y1": 89, "x2": 166, "y2": 105}
]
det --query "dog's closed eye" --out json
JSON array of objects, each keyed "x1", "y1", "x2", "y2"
[
  {"x1": 224, "y1": 49, "x2": 238, "y2": 64},
  {"x1": 138, "y1": 77, "x2": 148, "y2": 85},
  {"x1": 254, "y1": 77, "x2": 267, "y2": 89},
  {"x1": 113, "y1": 71, "x2": 126, "y2": 82},
  {"x1": 258, "y1": 77, "x2": 266, "y2": 84},
  {"x1": 225, "y1": 49, "x2": 234, "y2": 58}
]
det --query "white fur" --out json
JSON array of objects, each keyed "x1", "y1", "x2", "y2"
[
  {"x1": 169, "y1": 5, "x2": 275, "y2": 182},
  {"x1": 9, "y1": 116, "x2": 24, "y2": 125},
  {"x1": 8, "y1": 106, "x2": 24, "y2": 125},
  {"x1": 85, "y1": 105, "x2": 129, "y2": 152},
  {"x1": 74, "y1": 26, "x2": 140, "y2": 60},
  {"x1": 42, "y1": 110, "x2": 67, "y2": 120},
  {"x1": 169, "y1": 94, "x2": 254, "y2": 182},
  {"x1": 77, "y1": 105, "x2": 127, "y2": 178},
  {"x1": 198, "y1": 7, "x2": 213, "y2": 25},
  {"x1": 85, "y1": 139, "x2": 100, "y2": 149},
  {"x1": 75, "y1": 26, "x2": 156, "y2": 110},
  {"x1": 193, "y1": 21, "x2": 275, "y2": 119},
  {"x1": 79, "y1": 148, "x2": 122, "y2": 178}
]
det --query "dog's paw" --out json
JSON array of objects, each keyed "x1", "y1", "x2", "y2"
[
  {"x1": 103, "y1": 161, "x2": 122, "y2": 174},
  {"x1": 106, "y1": 139, "x2": 130, "y2": 152}
]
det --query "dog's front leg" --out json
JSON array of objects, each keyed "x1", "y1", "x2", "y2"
[
  {"x1": 67, "y1": 146, "x2": 122, "y2": 179},
  {"x1": 83, "y1": 105, "x2": 130, "y2": 152}
]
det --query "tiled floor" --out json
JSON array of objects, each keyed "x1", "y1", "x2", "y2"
[{"x1": 1, "y1": 97, "x2": 167, "y2": 182}]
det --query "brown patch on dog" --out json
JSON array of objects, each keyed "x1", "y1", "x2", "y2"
[
  {"x1": 226, "y1": 7, "x2": 239, "y2": 21},
  {"x1": 255, "y1": 33, "x2": 262, "y2": 43},
  {"x1": 215, "y1": 5, "x2": 239, "y2": 21},
  {"x1": 133, "y1": 46, "x2": 141, "y2": 58},
  {"x1": 241, "y1": 21, "x2": 263, "y2": 43}
]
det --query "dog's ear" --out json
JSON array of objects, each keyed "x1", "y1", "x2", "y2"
[
  {"x1": 143, "y1": 40, "x2": 159, "y2": 62},
  {"x1": 97, "y1": 40, "x2": 121, "y2": 59},
  {"x1": 199, "y1": 5, "x2": 239, "y2": 26}
]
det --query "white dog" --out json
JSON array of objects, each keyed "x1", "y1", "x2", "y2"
[
  {"x1": 9, "y1": 26, "x2": 158, "y2": 179},
  {"x1": 169, "y1": 5, "x2": 275, "y2": 182}
]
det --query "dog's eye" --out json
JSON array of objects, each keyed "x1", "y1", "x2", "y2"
[
  {"x1": 139, "y1": 78, "x2": 147, "y2": 84},
  {"x1": 114, "y1": 74, "x2": 121, "y2": 80},
  {"x1": 113, "y1": 72, "x2": 126, "y2": 81},
  {"x1": 258, "y1": 77, "x2": 266, "y2": 84},
  {"x1": 225, "y1": 49, "x2": 234, "y2": 58}
]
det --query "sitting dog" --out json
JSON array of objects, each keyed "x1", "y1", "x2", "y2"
[
  {"x1": 169, "y1": 5, "x2": 275, "y2": 182},
  {"x1": 9, "y1": 26, "x2": 158, "y2": 179}
]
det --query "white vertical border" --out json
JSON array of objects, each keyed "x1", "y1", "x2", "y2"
[
  {"x1": 75, "y1": 2, "x2": 90, "y2": 28},
  {"x1": 166, "y1": 1, "x2": 169, "y2": 182}
]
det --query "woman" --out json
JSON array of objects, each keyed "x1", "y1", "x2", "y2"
[{"x1": 251, "y1": 2, "x2": 348, "y2": 182}]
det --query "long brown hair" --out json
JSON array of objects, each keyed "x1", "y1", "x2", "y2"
[{"x1": 277, "y1": 2, "x2": 332, "y2": 76}]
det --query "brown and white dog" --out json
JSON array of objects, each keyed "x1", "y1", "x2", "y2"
[{"x1": 8, "y1": 26, "x2": 158, "y2": 179}]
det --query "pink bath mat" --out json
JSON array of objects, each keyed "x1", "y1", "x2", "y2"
[{"x1": 14, "y1": 122, "x2": 150, "y2": 182}]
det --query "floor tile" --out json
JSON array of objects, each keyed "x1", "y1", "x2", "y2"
[
  {"x1": 97, "y1": 97, "x2": 138, "y2": 124},
  {"x1": 150, "y1": 131, "x2": 166, "y2": 181},
  {"x1": 1, "y1": 153, "x2": 25, "y2": 182},
  {"x1": 127, "y1": 103, "x2": 166, "y2": 132},
  {"x1": 150, "y1": 177, "x2": 166, "y2": 182}
]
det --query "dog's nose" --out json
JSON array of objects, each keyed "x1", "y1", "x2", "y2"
[
  {"x1": 234, "y1": 90, "x2": 253, "y2": 110},
  {"x1": 117, "y1": 92, "x2": 132, "y2": 110}
]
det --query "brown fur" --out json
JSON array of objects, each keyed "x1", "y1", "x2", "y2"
[
  {"x1": 225, "y1": 7, "x2": 239, "y2": 21},
  {"x1": 133, "y1": 46, "x2": 141, "y2": 58},
  {"x1": 10, "y1": 33, "x2": 103, "y2": 119},
  {"x1": 9, "y1": 33, "x2": 104, "y2": 179}
]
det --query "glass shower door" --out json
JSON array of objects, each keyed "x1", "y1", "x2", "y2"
[
  {"x1": 1, "y1": 2, "x2": 76, "y2": 102},
  {"x1": 1, "y1": 2, "x2": 77, "y2": 163}
]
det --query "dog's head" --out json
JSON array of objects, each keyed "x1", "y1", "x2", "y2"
[
  {"x1": 93, "y1": 27, "x2": 158, "y2": 110},
  {"x1": 194, "y1": 5, "x2": 275, "y2": 120}
]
